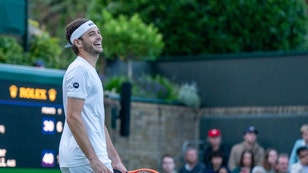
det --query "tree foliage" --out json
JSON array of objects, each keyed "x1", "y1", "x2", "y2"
[
  {"x1": 29, "y1": 0, "x2": 88, "y2": 39},
  {"x1": 88, "y1": 6, "x2": 164, "y2": 79},
  {"x1": 88, "y1": 9, "x2": 164, "y2": 60},
  {"x1": 29, "y1": 0, "x2": 88, "y2": 68},
  {"x1": 97, "y1": 0, "x2": 308, "y2": 56},
  {"x1": 0, "y1": 31, "x2": 62, "y2": 68}
]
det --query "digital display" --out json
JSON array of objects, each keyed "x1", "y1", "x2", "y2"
[{"x1": 0, "y1": 80, "x2": 64, "y2": 170}]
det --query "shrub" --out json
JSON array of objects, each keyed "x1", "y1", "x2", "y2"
[
  {"x1": 0, "y1": 36, "x2": 24, "y2": 64},
  {"x1": 133, "y1": 75, "x2": 178, "y2": 101},
  {"x1": 28, "y1": 32, "x2": 62, "y2": 68},
  {"x1": 178, "y1": 83, "x2": 201, "y2": 108},
  {"x1": 103, "y1": 74, "x2": 201, "y2": 107},
  {"x1": 88, "y1": 7, "x2": 164, "y2": 79},
  {"x1": 103, "y1": 75, "x2": 129, "y2": 94}
]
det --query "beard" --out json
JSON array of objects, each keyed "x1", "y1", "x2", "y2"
[{"x1": 82, "y1": 41, "x2": 103, "y2": 55}]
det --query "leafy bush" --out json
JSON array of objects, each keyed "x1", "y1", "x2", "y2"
[
  {"x1": 28, "y1": 32, "x2": 62, "y2": 68},
  {"x1": 133, "y1": 75, "x2": 178, "y2": 101},
  {"x1": 178, "y1": 83, "x2": 201, "y2": 108},
  {"x1": 103, "y1": 75, "x2": 129, "y2": 94},
  {"x1": 0, "y1": 36, "x2": 24, "y2": 64},
  {"x1": 100, "y1": 13, "x2": 164, "y2": 60},
  {"x1": 88, "y1": 5, "x2": 164, "y2": 79},
  {"x1": 0, "y1": 30, "x2": 63, "y2": 68},
  {"x1": 104, "y1": 74, "x2": 201, "y2": 107}
]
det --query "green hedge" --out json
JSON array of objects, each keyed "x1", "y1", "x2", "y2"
[{"x1": 97, "y1": 0, "x2": 308, "y2": 56}]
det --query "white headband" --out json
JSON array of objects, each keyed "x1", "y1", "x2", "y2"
[{"x1": 65, "y1": 20, "x2": 97, "y2": 48}]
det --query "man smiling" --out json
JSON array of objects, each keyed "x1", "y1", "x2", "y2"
[{"x1": 59, "y1": 18, "x2": 126, "y2": 173}]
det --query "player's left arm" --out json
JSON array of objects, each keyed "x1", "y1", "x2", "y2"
[{"x1": 105, "y1": 126, "x2": 127, "y2": 172}]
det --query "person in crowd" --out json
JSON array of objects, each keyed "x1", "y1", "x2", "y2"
[
  {"x1": 218, "y1": 167, "x2": 230, "y2": 173},
  {"x1": 205, "y1": 151, "x2": 230, "y2": 173},
  {"x1": 289, "y1": 124, "x2": 308, "y2": 168},
  {"x1": 252, "y1": 166, "x2": 266, "y2": 173},
  {"x1": 263, "y1": 148, "x2": 278, "y2": 173},
  {"x1": 231, "y1": 150, "x2": 255, "y2": 173},
  {"x1": 290, "y1": 146, "x2": 308, "y2": 173},
  {"x1": 228, "y1": 126, "x2": 265, "y2": 171},
  {"x1": 204, "y1": 129, "x2": 230, "y2": 168},
  {"x1": 179, "y1": 147, "x2": 206, "y2": 173},
  {"x1": 161, "y1": 154, "x2": 177, "y2": 173},
  {"x1": 252, "y1": 148, "x2": 278, "y2": 173},
  {"x1": 275, "y1": 154, "x2": 289, "y2": 173}
]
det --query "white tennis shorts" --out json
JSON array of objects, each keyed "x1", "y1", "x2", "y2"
[{"x1": 60, "y1": 164, "x2": 94, "y2": 173}]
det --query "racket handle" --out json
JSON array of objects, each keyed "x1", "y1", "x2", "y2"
[{"x1": 114, "y1": 169, "x2": 123, "y2": 173}]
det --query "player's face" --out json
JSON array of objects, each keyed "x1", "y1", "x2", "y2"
[{"x1": 80, "y1": 27, "x2": 103, "y2": 55}]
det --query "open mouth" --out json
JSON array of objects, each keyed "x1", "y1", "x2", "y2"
[{"x1": 94, "y1": 43, "x2": 102, "y2": 47}]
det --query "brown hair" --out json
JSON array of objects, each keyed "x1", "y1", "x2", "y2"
[
  {"x1": 263, "y1": 148, "x2": 277, "y2": 171},
  {"x1": 65, "y1": 18, "x2": 89, "y2": 55},
  {"x1": 160, "y1": 154, "x2": 176, "y2": 164},
  {"x1": 240, "y1": 150, "x2": 255, "y2": 168}
]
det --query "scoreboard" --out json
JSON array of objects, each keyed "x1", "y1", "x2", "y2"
[{"x1": 0, "y1": 64, "x2": 65, "y2": 172}]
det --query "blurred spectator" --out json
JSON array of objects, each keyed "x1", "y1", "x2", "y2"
[
  {"x1": 160, "y1": 154, "x2": 177, "y2": 173},
  {"x1": 263, "y1": 148, "x2": 278, "y2": 173},
  {"x1": 290, "y1": 147, "x2": 308, "y2": 173},
  {"x1": 179, "y1": 147, "x2": 206, "y2": 173},
  {"x1": 205, "y1": 151, "x2": 230, "y2": 173},
  {"x1": 218, "y1": 167, "x2": 230, "y2": 173},
  {"x1": 252, "y1": 166, "x2": 266, "y2": 173},
  {"x1": 231, "y1": 150, "x2": 255, "y2": 173},
  {"x1": 289, "y1": 124, "x2": 308, "y2": 168},
  {"x1": 228, "y1": 126, "x2": 265, "y2": 171},
  {"x1": 204, "y1": 129, "x2": 230, "y2": 168},
  {"x1": 247, "y1": 148, "x2": 278, "y2": 173},
  {"x1": 275, "y1": 154, "x2": 289, "y2": 173}
]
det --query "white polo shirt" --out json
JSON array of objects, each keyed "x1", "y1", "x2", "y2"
[{"x1": 59, "y1": 56, "x2": 112, "y2": 170}]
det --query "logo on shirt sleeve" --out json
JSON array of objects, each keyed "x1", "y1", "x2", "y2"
[{"x1": 73, "y1": 82, "x2": 79, "y2": 88}]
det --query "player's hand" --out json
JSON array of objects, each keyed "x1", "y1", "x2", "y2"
[
  {"x1": 112, "y1": 161, "x2": 127, "y2": 173},
  {"x1": 90, "y1": 158, "x2": 113, "y2": 173}
]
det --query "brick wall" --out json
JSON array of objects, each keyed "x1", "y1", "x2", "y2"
[{"x1": 104, "y1": 98, "x2": 199, "y2": 171}]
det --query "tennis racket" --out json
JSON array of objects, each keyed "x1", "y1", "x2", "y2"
[{"x1": 114, "y1": 168, "x2": 159, "y2": 173}]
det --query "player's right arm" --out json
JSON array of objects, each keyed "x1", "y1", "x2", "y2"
[{"x1": 66, "y1": 98, "x2": 112, "y2": 173}]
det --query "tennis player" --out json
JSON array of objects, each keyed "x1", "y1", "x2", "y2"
[{"x1": 59, "y1": 18, "x2": 127, "y2": 173}]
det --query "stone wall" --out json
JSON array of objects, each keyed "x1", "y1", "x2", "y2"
[{"x1": 104, "y1": 98, "x2": 199, "y2": 171}]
